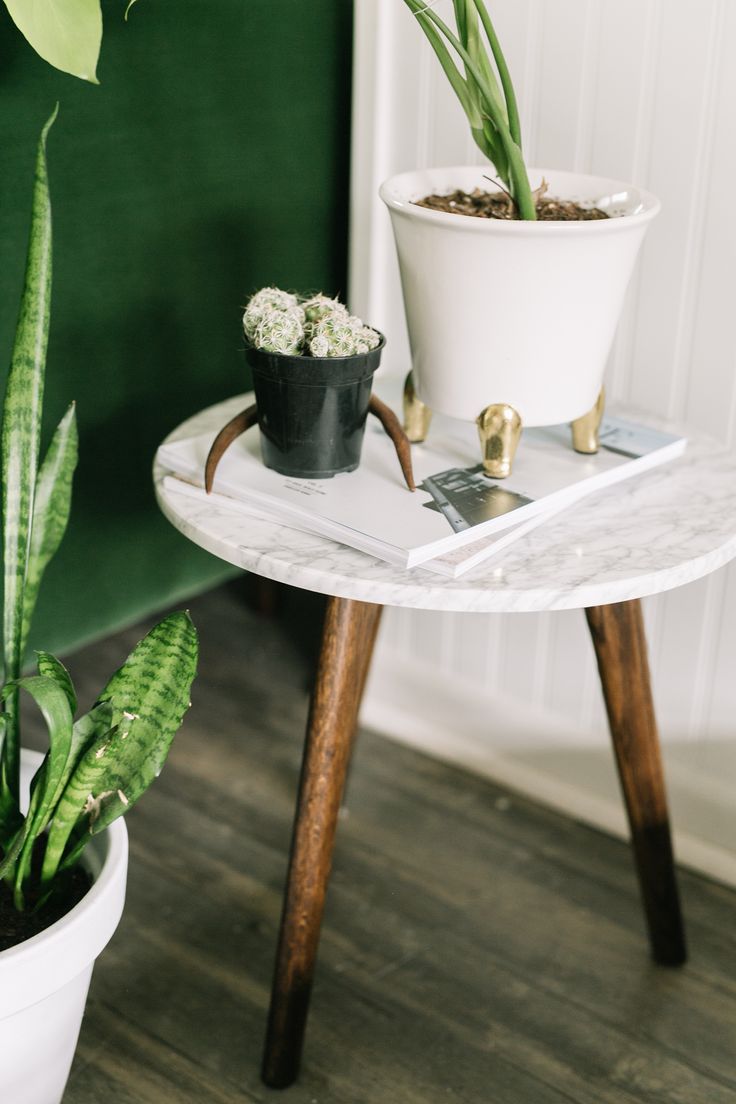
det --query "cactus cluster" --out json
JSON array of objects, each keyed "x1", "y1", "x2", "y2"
[{"x1": 243, "y1": 286, "x2": 381, "y2": 358}]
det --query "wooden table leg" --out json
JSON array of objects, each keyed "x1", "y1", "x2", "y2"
[
  {"x1": 585, "y1": 599, "x2": 687, "y2": 966},
  {"x1": 262, "y1": 595, "x2": 383, "y2": 1088},
  {"x1": 341, "y1": 605, "x2": 383, "y2": 807}
]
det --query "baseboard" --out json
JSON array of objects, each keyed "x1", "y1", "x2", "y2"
[{"x1": 361, "y1": 647, "x2": 736, "y2": 889}]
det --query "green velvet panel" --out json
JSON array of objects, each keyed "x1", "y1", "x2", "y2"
[{"x1": 0, "y1": 0, "x2": 353, "y2": 657}]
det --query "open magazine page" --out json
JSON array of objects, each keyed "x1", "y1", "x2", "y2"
[{"x1": 157, "y1": 412, "x2": 686, "y2": 570}]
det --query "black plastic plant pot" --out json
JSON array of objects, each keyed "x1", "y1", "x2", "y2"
[{"x1": 246, "y1": 335, "x2": 385, "y2": 479}]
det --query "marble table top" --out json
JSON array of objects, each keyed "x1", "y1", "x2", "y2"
[{"x1": 154, "y1": 394, "x2": 736, "y2": 613}]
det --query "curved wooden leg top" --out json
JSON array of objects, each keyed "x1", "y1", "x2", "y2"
[
  {"x1": 262, "y1": 596, "x2": 383, "y2": 1088},
  {"x1": 585, "y1": 600, "x2": 686, "y2": 966}
]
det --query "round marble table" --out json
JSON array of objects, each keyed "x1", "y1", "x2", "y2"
[
  {"x1": 156, "y1": 395, "x2": 736, "y2": 614},
  {"x1": 155, "y1": 394, "x2": 736, "y2": 1089}
]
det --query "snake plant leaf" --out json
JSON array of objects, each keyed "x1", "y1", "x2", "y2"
[
  {"x1": 0, "y1": 716, "x2": 23, "y2": 855},
  {"x1": 3, "y1": 676, "x2": 73, "y2": 827},
  {"x1": 1, "y1": 107, "x2": 56, "y2": 828},
  {"x1": 41, "y1": 612, "x2": 198, "y2": 881},
  {"x1": 0, "y1": 811, "x2": 33, "y2": 880},
  {"x1": 36, "y1": 650, "x2": 77, "y2": 716},
  {"x1": 17, "y1": 701, "x2": 115, "y2": 885},
  {"x1": 68, "y1": 700, "x2": 114, "y2": 768},
  {"x1": 2, "y1": 0, "x2": 102, "y2": 82},
  {"x1": 95, "y1": 610, "x2": 198, "y2": 732},
  {"x1": 1, "y1": 674, "x2": 73, "y2": 904},
  {"x1": 20, "y1": 404, "x2": 78, "y2": 655}
]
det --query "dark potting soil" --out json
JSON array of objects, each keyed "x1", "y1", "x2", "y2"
[
  {"x1": 416, "y1": 187, "x2": 609, "y2": 221},
  {"x1": 0, "y1": 859, "x2": 92, "y2": 952}
]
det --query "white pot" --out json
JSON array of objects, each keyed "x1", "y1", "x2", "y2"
[
  {"x1": 379, "y1": 166, "x2": 660, "y2": 426},
  {"x1": 0, "y1": 750, "x2": 128, "y2": 1104}
]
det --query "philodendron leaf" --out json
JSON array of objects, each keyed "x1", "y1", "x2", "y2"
[
  {"x1": 20, "y1": 404, "x2": 78, "y2": 654},
  {"x1": 41, "y1": 612, "x2": 198, "y2": 882},
  {"x1": 0, "y1": 107, "x2": 56, "y2": 831},
  {"x1": 3, "y1": 0, "x2": 102, "y2": 82}
]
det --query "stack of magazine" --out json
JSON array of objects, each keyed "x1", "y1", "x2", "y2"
[{"x1": 157, "y1": 403, "x2": 687, "y2": 578}]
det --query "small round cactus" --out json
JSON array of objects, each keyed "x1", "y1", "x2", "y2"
[
  {"x1": 302, "y1": 294, "x2": 349, "y2": 325},
  {"x1": 243, "y1": 286, "x2": 299, "y2": 342},
  {"x1": 243, "y1": 286, "x2": 380, "y2": 358},
  {"x1": 307, "y1": 314, "x2": 364, "y2": 358},
  {"x1": 354, "y1": 325, "x2": 382, "y2": 354},
  {"x1": 253, "y1": 306, "x2": 304, "y2": 355}
]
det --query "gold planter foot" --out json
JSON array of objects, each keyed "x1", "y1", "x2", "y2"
[
  {"x1": 571, "y1": 388, "x2": 605, "y2": 454},
  {"x1": 403, "y1": 370, "x2": 432, "y2": 443},
  {"x1": 476, "y1": 403, "x2": 522, "y2": 479}
]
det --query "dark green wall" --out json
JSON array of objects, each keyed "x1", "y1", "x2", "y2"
[{"x1": 0, "y1": 0, "x2": 353, "y2": 657}]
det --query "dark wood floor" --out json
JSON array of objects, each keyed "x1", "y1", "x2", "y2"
[{"x1": 39, "y1": 582, "x2": 736, "y2": 1103}]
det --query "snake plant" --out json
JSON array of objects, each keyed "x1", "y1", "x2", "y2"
[
  {"x1": 0, "y1": 110, "x2": 198, "y2": 914},
  {"x1": 402, "y1": 0, "x2": 536, "y2": 220}
]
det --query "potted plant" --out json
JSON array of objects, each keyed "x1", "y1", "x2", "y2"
[
  {"x1": 241, "y1": 289, "x2": 386, "y2": 479},
  {"x1": 202, "y1": 287, "x2": 416, "y2": 493},
  {"x1": 0, "y1": 113, "x2": 198, "y2": 1104},
  {"x1": 380, "y1": 0, "x2": 660, "y2": 478}
]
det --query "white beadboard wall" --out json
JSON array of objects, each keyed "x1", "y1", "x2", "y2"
[{"x1": 348, "y1": 0, "x2": 736, "y2": 885}]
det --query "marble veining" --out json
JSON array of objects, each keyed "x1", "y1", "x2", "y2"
[{"x1": 154, "y1": 395, "x2": 736, "y2": 613}]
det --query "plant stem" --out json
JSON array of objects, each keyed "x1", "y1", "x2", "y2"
[
  {"x1": 470, "y1": 0, "x2": 522, "y2": 147},
  {"x1": 404, "y1": 0, "x2": 536, "y2": 219}
]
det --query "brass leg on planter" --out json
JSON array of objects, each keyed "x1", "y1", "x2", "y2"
[
  {"x1": 403, "y1": 370, "x2": 432, "y2": 443},
  {"x1": 262, "y1": 596, "x2": 384, "y2": 1089},
  {"x1": 571, "y1": 388, "x2": 605, "y2": 454},
  {"x1": 476, "y1": 403, "x2": 522, "y2": 479},
  {"x1": 585, "y1": 600, "x2": 687, "y2": 966}
]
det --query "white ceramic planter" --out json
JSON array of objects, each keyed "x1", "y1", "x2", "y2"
[
  {"x1": 380, "y1": 166, "x2": 660, "y2": 426},
  {"x1": 0, "y1": 750, "x2": 128, "y2": 1104}
]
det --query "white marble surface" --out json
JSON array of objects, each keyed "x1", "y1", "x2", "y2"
[{"x1": 154, "y1": 395, "x2": 736, "y2": 613}]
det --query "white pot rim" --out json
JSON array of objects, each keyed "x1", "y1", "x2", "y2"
[
  {"x1": 379, "y1": 165, "x2": 661, "y2": 235},
  {"x1": 0, "y1": 749, "x2": 128, "y2": 1016}
]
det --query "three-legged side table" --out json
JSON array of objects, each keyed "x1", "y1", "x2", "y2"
[{"x1": 156, "y1": 395, "x2": 736, "y2": 1090}]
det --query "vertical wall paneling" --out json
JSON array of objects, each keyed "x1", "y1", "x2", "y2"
[{"x1": 350, "y1": 0, "x2": 736, "y2": 883}]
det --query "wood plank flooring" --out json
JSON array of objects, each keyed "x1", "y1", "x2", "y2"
[{"x1": 30, "y1": 581, "x2": 736, "y2": 1103}]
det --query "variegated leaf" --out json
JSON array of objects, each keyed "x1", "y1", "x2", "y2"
[
  {"x1": 0, "y1": 107, "x2": 56, "y2": 828},
  {"x1": 1, "y1": 674, "x2": 73, "y2": 905},
  {"x1": 36, "y1": 650, "x2": 77, "y2": 715},
  {"x1": 20, "y1": 404, "x2": 78, "y2": 654},
  {"x1": 41, "y1": 612, "x2": 197, "y2": 881}
]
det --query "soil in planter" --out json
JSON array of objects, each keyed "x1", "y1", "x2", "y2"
[
  {"x1": 0, "y1": 848, "x2": 92, "y2": 952},
  {"x1": 416, "y1": 187, "x2": 609, "y2": 221}
]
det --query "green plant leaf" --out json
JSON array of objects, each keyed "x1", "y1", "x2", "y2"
[
  {"x1": 41, "y1": 612, "x2": 198, "y2": 881},
  {"x1": 3, "y1": 0, "x2": 102, "y2": 82},
  {"x1": 0, "y1": 107, "x2": 56, "y2": 832},
  {"x1": 402, "y1": 0, "x2": 535, "y2": 217},
  {"x1": 2, "y1": 678, "x2": 74, "y2": 816},
  {"x1": 21, "y1": 404, "x2": 78, "y2": 653},
  {"x1": 470, "y1": 0, "x2": 522, "y2": 147},
  {"x1": 1, "y1": 673, "x2": 73, "y2": 906},
  {"x1": 36, "y1": 651, "x2": 77, "y2": 715}
]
